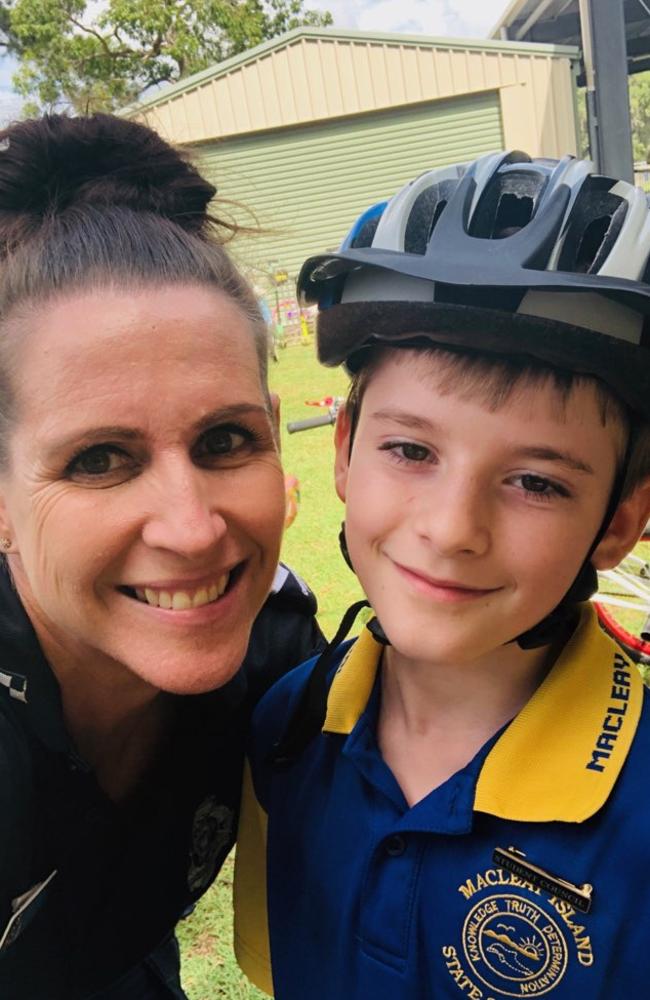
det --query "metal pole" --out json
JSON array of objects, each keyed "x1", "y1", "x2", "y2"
[{"x1": 579, "y1": 0, "x2": 634, "y2": 181}]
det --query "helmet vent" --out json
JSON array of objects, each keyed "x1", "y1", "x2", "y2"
[
  {"x1": 469, "y1": 168, "x2": 547, "y2": 240},
  {"x1": 558, "y1": 186, "x2": 627, "y2": 274},
  {"x1": 351, "y1": 216, "x2": 381, "y2": 249},
  {"x1": 492, "y1": 193, "x2": 534, "y2": 238},
  {"x1": 404, "y1": 180, "x2": 458, "y2": 254}
]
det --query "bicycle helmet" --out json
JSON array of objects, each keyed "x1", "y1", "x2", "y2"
[
  {"x1": 298, "y1": 150, "x2": 650, "y2": 421},
  {"x1": 271, "y1": 152, "x2": 650, "y2": 767}
]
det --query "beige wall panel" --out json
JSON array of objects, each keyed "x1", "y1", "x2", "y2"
[
  {"x1": 181, "y1": 90, "x2": 205, "y2": 140},
  {"x1": 368, "y1": 45, "x2": 391, "y2": 107},
  {"x1": 384, "y1": 45, "x2": 406, "y2": 106},
  {"x1": 209, "y1": 79, "x2": 234, "y2": 138},
  {"x1": 482, "y1": 52, "x2": 503, "y2": 90},
  {"x1": 550, "y1": 60, "x2": 579, "y2": 155},
  {"x1": 500, "y1": 84, "x2": 537, "y2": 154},
  {"x1": 240, "y1": 62, "x2": 266, "y2": 131},
  {"x1": 416, "y1": 49, "x2": 439, "y2": 99},
  {"x1": 271, "y1": 49, "x2": 298, "y2": 123},
  {"x1": 334, "y1": 42, "x2": 362, "y2": 114},
  {"x1": 466, "y1": 51, "x2": 486, "y2": 91},
  {"x1": 289, "y1": 42, "x2": 314, "y2": 121},
  {"x1": 433, "y1": 49, "x2": 454, "y2": 96},
  {"x1": 304, "y1": 40, "x2": 329, "y2": 119},
  {"x1": 497, "y1": 52, "x2": 518, "y2": 87},
  {"x1": 227, "y1": 69, "x2": 253, "y2": 135},
  {"x1": 256, "y1": 55, "x2": 282, "y2": 128},
  {"x1": 531, "y1": 57, "x2": 557, "y2": 155},
  {"x1": 449, "y1": 49, "x2": 470, "y2": 95},
  {"x1": 399, "y1": 46, "x2": 423, "y2": 105},
  {"x1": 320, "y1": 40, "x2": 345, "y2": 117}
]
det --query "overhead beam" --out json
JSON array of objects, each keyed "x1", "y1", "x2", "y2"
[{"x1": 580, "y1": 0, "x2": 634, "y2": 181}]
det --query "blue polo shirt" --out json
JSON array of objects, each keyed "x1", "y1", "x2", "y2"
[{"x1": 234, "y1": 604, "x2": 650, "y2": 999}]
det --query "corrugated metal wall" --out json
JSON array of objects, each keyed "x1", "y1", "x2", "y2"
[{"x1": 199, "y1": 90, "x2": 503, "y2": 282}]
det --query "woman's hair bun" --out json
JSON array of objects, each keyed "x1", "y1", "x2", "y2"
[{"x1": 0, "y1": 113, "x2": 216, "y2": 233}]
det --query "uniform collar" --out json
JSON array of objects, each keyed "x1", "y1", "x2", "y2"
[
  {"x1": 322, "y1": 605, "x2": 644, "y2": 823},
  {"x1": 0, "y1": 565, "x2": 72, "y2": 754}
]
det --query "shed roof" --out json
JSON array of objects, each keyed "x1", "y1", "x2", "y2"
[{"x1": 130, "y1": 25, "x2": 579, "y2": 114}]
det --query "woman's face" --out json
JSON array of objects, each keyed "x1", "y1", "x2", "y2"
[{"x1": 0, "y1": 284, "x2": 286, "y2": 694}]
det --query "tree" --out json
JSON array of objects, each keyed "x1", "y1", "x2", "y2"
[
  {"x1": 4, "y1": 0, "x2": 333, "y2": 115},
  {"x1": 629, "y1": 71, "x2": 650, "y2": 163}
]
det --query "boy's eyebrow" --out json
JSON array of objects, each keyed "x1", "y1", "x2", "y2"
[
  {"x1": 515, "y1": 447, "x2": 595, "y2": 475},
  {"x1": 370, "y1": 408, "x2": 438, "y2": 433},
  {"x1": 370, "y1": 409, "x2": 595, "y2": 474}
]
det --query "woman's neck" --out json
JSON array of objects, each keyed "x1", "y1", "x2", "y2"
[{"x1": 32, "y1": 617, "x2": 172, "y2": 801}]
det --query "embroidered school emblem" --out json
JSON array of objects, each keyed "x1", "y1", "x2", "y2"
[
  {"x1": 461, "y1": 895, "x2": 568, "y2": 996},
  {"x1": 442, "y1": 864, "x2": 594, "y2": 997},
  {"x1": 187, "y1": 796, "x2": 235, "y2": 893}
]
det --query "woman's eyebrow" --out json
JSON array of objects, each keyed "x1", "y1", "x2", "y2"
[{"x1": 46, "y1": 405, "x2": 272, "y2": 454}]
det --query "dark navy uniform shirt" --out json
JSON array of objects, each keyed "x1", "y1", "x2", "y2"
[
  {"x1": 235, "y1": 605, "x2": 650, "y2": 999},
  {"x1": 0, "y1": 563, "x2": 325, "y2": 1000}
]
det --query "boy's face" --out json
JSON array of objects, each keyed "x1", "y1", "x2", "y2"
[{"x1": 334, "y1": 350, "x2": 634, "y2": 666}]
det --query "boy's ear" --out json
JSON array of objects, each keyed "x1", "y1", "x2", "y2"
[
  {"x1": 592, "y1": 477, "x2": 650, "y2": 570},
  {"x1": 334, "y1": 405, "x2": 353, "y2": 503}
]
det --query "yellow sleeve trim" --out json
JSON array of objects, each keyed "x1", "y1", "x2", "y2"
[{"x1": 233, "y1": 759, "x2": 274, "y2": 996}]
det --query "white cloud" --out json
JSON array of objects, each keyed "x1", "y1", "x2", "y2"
[{"x1": 311, "y1": 0, "x2": 509, "y2": 38}]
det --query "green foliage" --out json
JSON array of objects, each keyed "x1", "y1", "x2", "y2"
[
  {"x1": 630, "y1": 72, "x2": 650, "y2": 163},
  {"x1": 3, "y1": 0, "x2": 332, "y2": 114}
]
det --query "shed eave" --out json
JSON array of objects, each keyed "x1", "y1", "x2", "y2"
[{"x1": 122, "y1": 25, "x2": 579, "y2": 116}]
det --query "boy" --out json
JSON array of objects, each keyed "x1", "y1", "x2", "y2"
[{"x1": 234, "y1": 152, "x2": 650, "y2": 999}]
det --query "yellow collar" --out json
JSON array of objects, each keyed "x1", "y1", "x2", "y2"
[{"x1": 322, "y1": 605, "x2": 644, "y2": 823}]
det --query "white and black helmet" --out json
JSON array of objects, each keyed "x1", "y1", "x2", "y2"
[{"x1": 298, "y1": 150, "x2": 650, "y2": 421}]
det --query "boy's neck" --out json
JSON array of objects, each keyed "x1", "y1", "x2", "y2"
[{"x1": 377, "y1": 640, "x2": 559, "y2": 807}]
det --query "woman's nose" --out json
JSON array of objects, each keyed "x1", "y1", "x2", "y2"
[
  {"x1": 140, "y1": 465, "x2": 227, "y2": 557},
  {"x1": 414, "y1": 475, "x2": 490, "y2": 557}
]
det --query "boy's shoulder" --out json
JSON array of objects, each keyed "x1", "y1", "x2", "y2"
[{"x1": 249, "y1": 636, "x2": 355, "y2": 750}]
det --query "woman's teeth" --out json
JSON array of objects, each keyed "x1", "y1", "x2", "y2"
[{"x1": 134, "y1": 574, "x2": 229, "y2": 610}]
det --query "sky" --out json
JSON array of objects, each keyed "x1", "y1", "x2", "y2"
[{"x1": 0, "y1": 0, "x2": 511, "y2": 121}]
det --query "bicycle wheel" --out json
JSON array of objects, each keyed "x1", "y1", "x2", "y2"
[{"x1": 595, "y1": 534, "x2": 650, "y2": 664}]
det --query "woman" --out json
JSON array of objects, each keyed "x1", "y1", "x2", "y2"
[{"x1": 0, "y1": 113, "x2": 324, "y2": 999}]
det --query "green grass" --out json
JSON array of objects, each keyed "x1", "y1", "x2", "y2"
[
  {"x1": 179, "y1": 341, "x2": 359, "y2": 999},
  {"x1": 178, "y1": 342, "x2": 650, "y2": 997}
]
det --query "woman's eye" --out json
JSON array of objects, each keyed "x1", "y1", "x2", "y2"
[
  {"x1": 195, "y1": 426, "x2": 250, "y2": 459},
  {"x1": 67, "y1": 446, "x2": 133, "y2": 480}
]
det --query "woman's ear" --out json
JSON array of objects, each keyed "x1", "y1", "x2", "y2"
[
  {"x1": 269, "y1": 392, "x2": 281, "y2": 449},
  {"x1": 592, "y1": 477, "x2": 650, "y2": 570},
  {"x1": 334, "y1": 405, "x2": 353, "y2": 503}
]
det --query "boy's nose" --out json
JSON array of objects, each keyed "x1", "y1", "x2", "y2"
[
  {"x1": 141, "y1": 466, "x2": 228, "y2": 557},
  {"x1": 414, "y1": 477, "x2": 490, "y2": 557}
]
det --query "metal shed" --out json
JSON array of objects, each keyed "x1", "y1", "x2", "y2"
[{"x1": 128, "y1": 27, "x2": 580, "y2": 284}]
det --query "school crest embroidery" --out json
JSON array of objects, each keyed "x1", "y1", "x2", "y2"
[
  {"x1": 187, "y1": 796, "x2": 235, "y2": 893},
  {"x1": 442, "y1": 864, "x2": 595, "y2": 997}
]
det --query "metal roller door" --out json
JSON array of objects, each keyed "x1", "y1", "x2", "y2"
[{"x1": 198, "y1": 89, "x2": 503, "y2": 280}]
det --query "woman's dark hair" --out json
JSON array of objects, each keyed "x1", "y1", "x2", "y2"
[{"x1": 0, "y1": 112, "x2": 269, "y2": 464}]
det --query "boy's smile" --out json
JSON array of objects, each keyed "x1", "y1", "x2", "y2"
[{"x1": 335, "y1": 349, "x2": 623, "y2": 671}]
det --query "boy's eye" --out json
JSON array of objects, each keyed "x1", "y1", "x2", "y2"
[
  {"x1": 381, "y1": 441, "x2": 432, "y2": 464},
  {"x1": 516, "y1": 473, "x2": 569, "y2": 499},
  {"x1": 67, "y1": 445, "x2": 136, "y2": 483}
]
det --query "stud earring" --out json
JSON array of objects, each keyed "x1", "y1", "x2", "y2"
[{"x1": 0, "y1": 537, "x2": 11, "y2": 552}]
